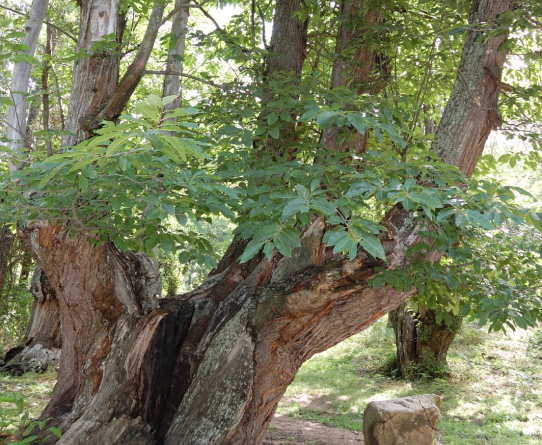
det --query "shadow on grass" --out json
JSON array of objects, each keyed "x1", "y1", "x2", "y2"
[{"x1": 277, "y1": 320, "x2": 542, "y2": 444}]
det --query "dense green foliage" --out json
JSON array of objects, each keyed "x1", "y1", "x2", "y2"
[{"x1": 1, "y1": 0, "x2": 542, "y2": 333}]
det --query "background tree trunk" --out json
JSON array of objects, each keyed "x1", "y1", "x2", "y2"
[
  {"x1": 389, "y1": 303, "x2": 461, "y2": 379},
  {"x1": 162, "y1": 0, "x2": 190, "y2": 111},
  {"x1": 321, "y1": 0, "x2": 383, "y2": 153},
  {"x1": 2, "y1": 268, "x2": 61, "y2": 374},
  {"x1": 387, "y1": 0, "x2": 510, "y2": 378},
  {"x1": 6, "y1": 0, "x2": 49, "y2": 174}
]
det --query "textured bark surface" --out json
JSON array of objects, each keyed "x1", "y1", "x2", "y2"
[
  {"x1": 390, "y1": 304, "x2": 459, "y2": 378},
  {"x1": 262, "y1": 0, "x2": 309, "y2": 158},
  {"x1": 61, "y1": 0, "x2": 125, "y2": 146},
  {"x1": 321, "y1": 0, "x2": 382, "y2": 154},
  {"x1": 432, "y1": 0, "x2": 510, "y2": 176},
  {"x1": 0, "y1": 226, "x2": 15, "y2": 299}
]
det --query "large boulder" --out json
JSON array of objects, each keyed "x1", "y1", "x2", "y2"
[{"x1": 363, "y1": 394, "x2": 442, "y2": 445}]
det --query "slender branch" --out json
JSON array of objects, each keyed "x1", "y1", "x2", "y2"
[
  {"x1": 257, "y1": 5, "x2": 268, "y2": 49},
  {"x1": 0, "y1": 4, "x2": 77, "y2": 43},
  {"x1": 145, "y1": 70, "x2": 225, "y2": 90},
  {"x1": 251, "y1": 0, "x2": 256, "y2": 47},
  {"x1": 197, "y1": 4, "x2": 250, "y2": 52},
  {"x1": 50, "y1": 64, "x2": 65, "y2": 130},
  {"x1": 42, "y1": 24, "x2": 53, "y2": 157},
  {"x1": 158, "y1": 0, "x2": 213, "y2": 29}
]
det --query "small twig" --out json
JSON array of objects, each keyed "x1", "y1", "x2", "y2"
[
  {"x1": 257, "y1": 5, "x2": 268, "y2": 49},
  {"x1": 144, "y1": 70, "x2": 225, "y2": 89},
  {"x1": 158, "y1": 0, "x2": 213, "y2": 29}
]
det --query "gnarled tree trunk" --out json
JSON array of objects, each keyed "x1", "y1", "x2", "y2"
[{"x1": 18, "y1": 0, "x2": 510, "y2": 444}]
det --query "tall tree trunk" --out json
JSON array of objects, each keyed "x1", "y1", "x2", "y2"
[
  {"x1": 0, "y1": 226, "x2": 15, "y2": 301},
  {"x1": 61, "y1": 0, "x2": 126, "y2": 146},
  {"x1": 261, "y1": 0, "x2": 309, "y2": 158},
  {"x1": 162, "y1": 0, "x2": 190, "y2": 111},
  {"x1": 21, "y1": 0, "x2": 510, "y2": 444},
  {"x1": 7, "y1": 0, "x2": 49, "y2": 174},
  {"x1": 387, "y1": 0, "x2": 510, "y2": 377},
  {"x1": 321, "y1": 0, "x2": 383, "y2": 153}
]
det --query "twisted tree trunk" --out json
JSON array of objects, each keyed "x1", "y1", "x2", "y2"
[{"x1": 17, "y1": 0, "x2": 510, "y2": 443}]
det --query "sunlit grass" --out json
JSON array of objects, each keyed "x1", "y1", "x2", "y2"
[
  {"x1": 277, "y1": 319, "x2": 542, "y2": 444},
  {"x1": 0, "y1": 370, "x2": 56, "y2": 420}
]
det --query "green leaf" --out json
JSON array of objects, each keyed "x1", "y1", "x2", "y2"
[
  {"x1": 147, "y1": 94, "x2": 163, "y2": 107},
  {"x1": 409, "y1": 192, "x2": 442, "y2": 209},
  {"x1": 161, "y1": 95, "x2": 178, "y2": 106},
  {"x1": 48, "y1": 427, "x2": 62, "y2": 439},
  {"x1": 316, "y1": 110, "x2": 339, "y2": 126},
  {"x1": 267, "y1": 112, "x2": 278, "y2": 125},
  {"x1": 240, "y1": 224, "x2": 281, "y2": 263},
  {"x1": 310, "y1": 198, "x2": 336, "y2": 217},
  {"x1": 360, "y1": 234, "x2": 386, "y2": 260},
  {"x1": 178, "y1": 250, "x2": 191, "y2": 264},
  {"x1": 79, "y1": 173, "x2": 88, "y2": 192},
  {"x1": 269, "y1": 127, "x2": 280, "y2": 139},
  {"x1": 274, "y1": 228, "x2": 301, "y2": 257},
  {"x1": 282, "y1": 198, "x2": 308, "y2": 221},
  {"x1": 110, "y1": 196, "x2": 122, "y2": 211},
  {"x1": 263, "y1": 241, "x2": 274, "y2": 258},
  {"x1": 106, "y1": 134, "x2": 131, "y2": 156},
  {"x1": 464, "y1": 210, "x2": 494, "y2": 230},
  {"x1": 369, "y1": 275, "x2": 385, "y2": 289},
  {"x1": 347, "y1": 113, "x2": 369, "y2": 134}
]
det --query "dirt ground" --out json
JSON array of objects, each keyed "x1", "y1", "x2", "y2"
[{"x1": 263, "y1": 414, "x2": 365, "y2": 445}]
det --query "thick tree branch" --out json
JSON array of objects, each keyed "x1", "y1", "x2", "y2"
[{"x1": 86, "y1": 0, "x2": 166, "y2": 127}]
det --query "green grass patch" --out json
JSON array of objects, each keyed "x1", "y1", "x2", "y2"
[
  {"x1": 0, "y1": 370, "x2": 56, "y2": 442},
  {"x1": 277, "y1": 320, "x2": 542, "y2": 444}
]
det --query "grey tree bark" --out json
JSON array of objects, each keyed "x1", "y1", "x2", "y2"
[
  {"x1": 162, "y1": 0, "x2": 190, "y2": 111},
  {"x1": 6, "y1": 0, "x2": 49, "y2": 174}
]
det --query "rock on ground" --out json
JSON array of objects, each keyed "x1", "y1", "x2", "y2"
[{"x1": 363, "y1": 394, "x2": 442, "y2": 445}]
